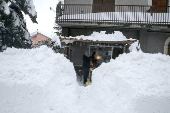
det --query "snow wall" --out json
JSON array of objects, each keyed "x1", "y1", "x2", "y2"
[
  {"x1": 91, "y1": 50, "x2": 170, "y2": 113},
  {"x1": 0, "y1": 44, "x2": 170, "y2": 113},
  {"x1": 0, "y1": 46, "x2": 78, "y2": 113}
]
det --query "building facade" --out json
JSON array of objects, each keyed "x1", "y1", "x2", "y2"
[{"x1": 56, "y1": 0, "x2": 170, "y2": 65}]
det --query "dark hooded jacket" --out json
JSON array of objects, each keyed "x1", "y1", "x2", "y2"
[{"x1": 82, "y1": 54, "x2": 90, "y2": 71}]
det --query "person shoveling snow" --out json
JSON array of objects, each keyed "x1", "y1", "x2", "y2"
[{"x1": 0, "y1": 42, "x2": 170, "y2": 113}]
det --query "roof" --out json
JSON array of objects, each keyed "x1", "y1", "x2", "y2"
[
  {"x1": 59, "y1": 31, "x2": 137, "y2": 44},
  {"x1": 30, "y1": 30, "x2": 52, "y2": 39},
  {"x1": 60, "y1": 37, "x2": 136, "y2": 45}
]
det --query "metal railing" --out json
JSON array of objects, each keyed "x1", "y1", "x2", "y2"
[{"x1": 56, "y1": 4, "x2": 170, "y2": 27}]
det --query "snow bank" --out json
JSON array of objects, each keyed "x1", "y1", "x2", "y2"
[
  {"x1": 52, "y1": 35, "x2": 61, "y2": 47},
  {"x1": 129, "y1": 41, "x2": 141, "y2": 52},
  {"x1": 91, "y1": 50, "x2": 170, "y2": 113},
  {"x1": 0, "y1": 45, "x2": 170, "y2": 113},
  {"x1": 0, "y1": 46, "x2": 78, "y2": 113}
]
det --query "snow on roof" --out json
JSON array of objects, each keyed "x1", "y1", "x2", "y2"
[
  {"x1": 68, "y1": 31, "x2": 127, "y2": 41},
  {"x1": 30, "y1": 30, "x2": 52, "y2": 39},
  {"x1": 61, "y1": 31, "x2": 135, "y2": 44}
]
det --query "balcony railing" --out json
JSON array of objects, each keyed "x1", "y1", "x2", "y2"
[{"x1": 56, "y1": 4, "x2": 170, "y2": 27}]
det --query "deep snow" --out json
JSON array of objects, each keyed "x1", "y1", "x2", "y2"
[
  {"x1": 0, "y1": 45, "x2": 170, "y2": 113},
  {"x1": 0, "y1": 46, "x2": 78, "y2": 113},
  {"x1": 92, "y1": 50, "x2": 170, "y2": 113}
]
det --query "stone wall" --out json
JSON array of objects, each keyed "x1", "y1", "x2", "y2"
[{"x1": 146, "y1": 31, "x2": 170, "y2": 53}]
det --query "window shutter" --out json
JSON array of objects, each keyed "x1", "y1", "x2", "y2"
[
  {"x1": 93, "y1": 0, "x2": 103, "y2": 4},
  {"x1": 103, "y1": 0, "x2": 115, "y2": 5}
]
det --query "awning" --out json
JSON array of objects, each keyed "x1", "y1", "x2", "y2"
[{"x1": 59, "y1": 37, "x2": 137, "y2": 45}]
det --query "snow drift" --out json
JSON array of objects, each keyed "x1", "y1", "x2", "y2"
[
  {"x1": 0, "y1": 45, "x2": 170, "y2": 113},
  {"x1": 91, "y1": 49, "x2": 170, "y2": 113},
  {"x1": 0, "y1": 46, "x2": 78, "y2": 113}
]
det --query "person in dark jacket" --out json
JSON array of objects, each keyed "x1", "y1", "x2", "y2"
[
  {"x1": 82, "y1": 50, "x2": 90, "y2": 86},
  {"x1": 91, "y1": 51, "x2": 97, "y2": 67}
]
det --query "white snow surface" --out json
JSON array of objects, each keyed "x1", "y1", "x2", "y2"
[
  {"x1": 12, "y1": 11, "x2": 20, "y2": 26},
  {"x1": 0, "y1": 46, "x2": 170, "y2": 113},
  {"x1": 52, "y1": 35, "x2": 61, "y2": 47},
  {"x1": 0, "y1": 46, "x2": 78, "y2": 113},
  {"x1": 129, "y1": 41, "x2": 141, "y2": 52},
  {"x1": 92, "y1": 51, "x2": 170, "y2": 113},
  {"x1": 63, "y1": 31, "x2": 133, "y2": 44},
  {"x1": 26, "y1": 0, "x2": 37, "y2": 17},
  {"x1": 0, "y1": 1, "x2": 10, "y2": 15}
]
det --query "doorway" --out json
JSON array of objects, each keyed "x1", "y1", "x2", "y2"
[
  {"x1": 92, "y1": 0, "x2": 115, "y2": 13},
  {"x1": 89, "y1": 44, "x2": 123, "y2": 63}
]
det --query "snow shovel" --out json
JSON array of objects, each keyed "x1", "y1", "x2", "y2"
[{"x1": 87, "y1": 68, "x2": 93, "y2": 85}]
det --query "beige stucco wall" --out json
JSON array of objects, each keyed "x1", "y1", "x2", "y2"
[
  {"x1": 115, "y1": 0, "x2": 148, "y2": 5},
  {"x1": 64, "y1": 0, "x2": 93, "y2": 4},
  {"x1": 64, "y1": 0, "x2": 93, "y2": 14},
  {"x1": 64, "y1": 0, "x2": 149, "y2": 5},
  {"x1": 64, "y1": 0, "x2": 170, "y2": 6},
  {"x1": 115, "y1": 0, "x2": 149, "y2": 12},
  {"x1": 63, "y1": 0, "x2": 170, "y2": 14},
  {"x1": 63, "y1": 0, "x2": 150, "y2": 14}
]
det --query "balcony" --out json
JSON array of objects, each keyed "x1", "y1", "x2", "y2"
[{"x1": 56, "y1": 4, "x2": 170, "y2": 28}]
